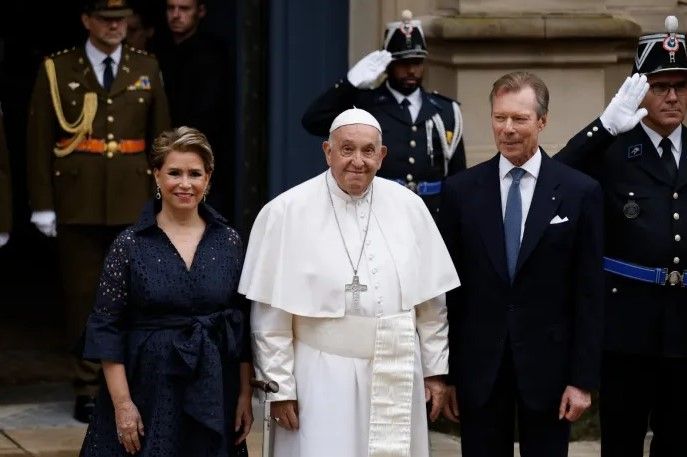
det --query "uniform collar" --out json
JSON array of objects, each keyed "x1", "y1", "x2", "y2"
[
  {"x1": 639, "y1": 121, "x2": 682, "y2": 154},
  {"x1": 133, "y1": 199, "x2": 227, "y2": 233},
  {"x1": 85, "y1": 39, "x2": 122, "y2": 69},
  {"x1": 385, "y1": 81, "x2": 422, "y2": 108}
]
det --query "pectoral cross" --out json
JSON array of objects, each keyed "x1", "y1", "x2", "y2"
[{"x1": 345, "y1": 275, "x2": 367, "y2": 310}]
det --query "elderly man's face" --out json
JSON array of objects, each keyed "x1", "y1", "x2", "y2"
[
  {"x1": 491, "y1": 86, "x2": 546, "y2": 166},
  {"x1": 641, "y1": 71, "x2": 687, "y2": 137},
  {"x1": 323, "y1": 124, "x2": 387, "y2": 196},
  {"x1": 81, "y1": 13, "x2": 127, "y2": 54}
]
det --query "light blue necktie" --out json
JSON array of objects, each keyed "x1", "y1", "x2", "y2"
[{"x1": 504, "y1": 167, "x2": 526, "y2": 281}]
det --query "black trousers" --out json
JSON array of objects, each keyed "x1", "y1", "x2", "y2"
[
  {"x1": 459, "y1": 346, "x2": 571, "y2": 457},
  {"x1": 600, "y1": 351, "x2": 687, "y2": 457},
  {"x1": 57, "y1": 224, "x2": 123, "y2": 396}
]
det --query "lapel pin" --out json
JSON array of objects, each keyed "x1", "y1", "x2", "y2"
[{"x1": 68, "y1": 82, "x2": 80, "y2": 90}]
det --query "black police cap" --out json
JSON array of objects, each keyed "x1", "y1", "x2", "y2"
[
  {"x1": 382, "y1": 10, "x2": 428, "y2": 60},
  {"x1": 632, "y1": 16, "x2": 687, "y2": 75}
]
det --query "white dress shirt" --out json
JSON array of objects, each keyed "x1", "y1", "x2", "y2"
[
  {"x1": 640, "y1": 121, "x2": 682, "y2": 168},
  {"x1": 85, "y1": 39, "x2": 122, "y2": 88},
  {"x1": 386, "y1": 82, "x2": 422, "y2": 123},
  {"x1": 499, "y1": 149, "x2": 542, "y2": 239}
]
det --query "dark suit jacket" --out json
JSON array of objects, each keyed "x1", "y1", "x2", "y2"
[
  {"x1": 556, "y1": 120, "x2": 687, "y2": 357},
  {"x1": 302, "y1": 79, "x2": 466, "y2": 215},
  {"x1": 439, "y1": 152, "x2": 604, "y2": 411}
]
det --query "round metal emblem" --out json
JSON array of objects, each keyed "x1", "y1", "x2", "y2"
[{"x1": 623, "y1": 200, "x2": 640, "y2": 219}]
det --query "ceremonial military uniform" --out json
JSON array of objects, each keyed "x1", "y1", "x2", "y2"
[
  {"x1": 556, "y1": 18, "x2": 687, "y2": 456},
  {"x1": 26, "y1": 41, "x2": 170, "y2": 405},
  {"x1": 0, "y1": 106, "x2": 11, "y2": 235},
  {"x1": 301, "y1": 10, "x2": 466, "y2": 218}
]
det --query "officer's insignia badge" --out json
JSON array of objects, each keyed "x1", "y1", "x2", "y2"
[
  {"x1": 623, "y1": 192, "x2": 640, "y2": 219},
  {"x1": 68, "y1": 82, "x2": 80, "y2": 90},
  {"x1": 108, "y1": 0, "x2": 125, "y2": 7},
  {"x1": 128, "y1": 76, "x2": 151, "y2": 91},
  {"x1": 446, "y1": 130, "x2": 453, "y2": 144},
  {"x1": 627, "y1": 144, "x2": 642, "y2": 158}
]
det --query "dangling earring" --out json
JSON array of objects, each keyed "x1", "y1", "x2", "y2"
[
  {"x1": 155, "y1": 186, "x2": 161, "y2": 200},
  {"x1": 203, "y1": 188, "x2": 208, "y2": 203}
]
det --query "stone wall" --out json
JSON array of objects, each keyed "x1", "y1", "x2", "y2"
[{"x1": 349, "y1": 0, "x2": 687, "y2": 165}]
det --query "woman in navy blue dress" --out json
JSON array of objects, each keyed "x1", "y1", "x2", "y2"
[{"x1": 80, "y1": 126, "x2": 253, "y2": 456}]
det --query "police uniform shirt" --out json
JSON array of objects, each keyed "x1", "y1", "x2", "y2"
[
  {"x1": 85, "y1": 39, "x2": 121, "y2": 87},
  {"x1": 386, "y1": 82, "x2": 422, "y2": 123},
  {"x1": 640, "y1": 121, "x2": 682, "y2": 166}
]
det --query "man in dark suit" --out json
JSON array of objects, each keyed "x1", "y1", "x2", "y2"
[
  {"x1": 556, "y1": 16, "x2": 687, "y2": 457},
  {"x1": 302, "y1": 10, "x2": 466, "y2": 219},
  {"x1": 439, "y1": 71, "x2": 604, "y2": 457},
  {"x1": 26, "y1": 0, "x2": 170, "y2": 422}
]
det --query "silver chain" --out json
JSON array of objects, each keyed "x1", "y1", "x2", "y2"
[{"x1": 325, "y1": 173, "x2": 374, "y2": 276}]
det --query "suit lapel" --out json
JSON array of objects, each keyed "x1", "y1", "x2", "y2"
[
  {"x1": 73, "y1": 48, "x2": 105, "y2": 96},
  {"x1": 108, "y1": 49, "x2": 133, "y2": 96},
  {"x1": 631, "y1": 125, "x2": 675, "y2": 185},
  {"x1": 375, "y1": 86, "x2": 413, "y2": 126},
  {"x1": 415, "y1": 90, "x2": 440, "y2": 125},
  {"x1": 515, "y1": 153, "x2": 561, "y2": 275},
  {"x1": 476, "y1": 155, "x2": 510, "y2": 284}
]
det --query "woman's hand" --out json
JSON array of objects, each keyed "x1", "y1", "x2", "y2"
[
  {"x1": 234, "y1": 392, "x2": 254, "y2": 444},
  {"x1": 114, "y1": 399, "x2": 145, "y2": 454}
]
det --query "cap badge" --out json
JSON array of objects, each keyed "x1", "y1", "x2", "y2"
[
  {"x1": 627, "y1": 144, "x2": 643, "y2": 159},
  {"x1": 107, "y1": 0, "x2": 124, "y2": 7}
]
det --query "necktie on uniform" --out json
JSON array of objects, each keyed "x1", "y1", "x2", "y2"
[
  {"x1": 504, "y1": 167, "x2": 526, "y2": 281},
  {"x1": 660, "y1": 137, "x2": 678, "y2": 184},
  {"x1": 400, "y1": 98, "x2": 412, "y2": 124},
  {"x1": 103, "y1": 56, "x2": 114, "y2": 92}
]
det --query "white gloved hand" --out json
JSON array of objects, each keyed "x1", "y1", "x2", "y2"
[
  {"x1": 599, "y1": 73, "x2": 649, "y2": 136},
  {"x1": 0, "y1": 233, "x2": 8, "y2": 248},
  {"x1": 31, "y1": 210, "x2": 57, "y2": 237},
  {"x1": 347, "y1": 50, "x2": 393, "y2": 89}
]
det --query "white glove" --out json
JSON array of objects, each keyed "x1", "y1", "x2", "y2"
[
  {"x1": 347, "y1": 50, "x2": 393, "y2": 89},
  {"x1": 31, "y1": 210, "x2": 57, "y2": 237},
  {"x1": 0, "y1": 233, "x2": 8, "y2": 248},
  {"x1": 599, "y1": 73, "x2": 649, "y2": 136}
]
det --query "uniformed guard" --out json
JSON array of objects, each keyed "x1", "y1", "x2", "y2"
[
  {"x1": 302, "y1": 10, "x2": 466, "y2": 218},
  {"x1": 26, "y1": 0, "x2": 170, "y2": 423},
  {"x1": 0, "y1": 102, "x2": 11, "y2": 248},
  {"x1": 556, "y1": 16, "x2": 687, "y2": 457}
]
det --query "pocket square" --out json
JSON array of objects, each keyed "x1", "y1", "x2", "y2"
[{"x1": 550, "y1": 215, "x2": 569, "y2": 224}]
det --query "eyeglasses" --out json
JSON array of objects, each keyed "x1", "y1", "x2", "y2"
[{"x1": 649, "y1": 81, "x2": 687, "y2": 96}]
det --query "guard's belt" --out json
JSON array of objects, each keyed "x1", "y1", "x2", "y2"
[
  {"x1": 57, "y1": 138, "x2": 146, "y2": 154},
  {"x1": 603, "y1": 256, "x2": 687, "y2": 287},
  {"x1": 394, "y1": 179, "x2": 442, "y2": 196}
]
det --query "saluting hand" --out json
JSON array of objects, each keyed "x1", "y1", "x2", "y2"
[
  {"x1": 114, "y1": 399, "x2": 145, "y2": 454},
  {"x1": 347, "y1": 50, "x2": 393, "y2": 89},
  {"x1": 599, "y1": 73, "x2": 649, "y2": 135}
]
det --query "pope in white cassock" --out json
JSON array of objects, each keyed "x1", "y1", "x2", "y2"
[{"x1": 239, "y1": 108, "x2": 461, "y2": 457}]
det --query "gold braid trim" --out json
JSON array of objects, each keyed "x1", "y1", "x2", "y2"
[{"x1": 44, "y1": 58, "x2": 98, "y2": 157}]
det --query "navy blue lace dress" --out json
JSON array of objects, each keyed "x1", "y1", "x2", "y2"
[{"x1": 80, "y1": 201, "x2": 250, "y2": 456}]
